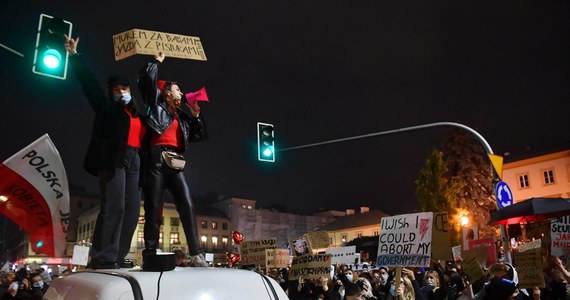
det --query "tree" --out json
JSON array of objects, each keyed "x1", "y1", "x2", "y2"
[
  {"x1": 416, "y1": 148, "x2": 463, "y2": 245},
  {"x1": 440, "y1": 129, "x2": 497, "y2": 240}
]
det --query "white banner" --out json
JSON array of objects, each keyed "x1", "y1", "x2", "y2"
[{"x1": 0, "y1": 134, "x2": 70, "y2": 256}]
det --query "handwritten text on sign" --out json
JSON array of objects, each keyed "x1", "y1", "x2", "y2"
[
  {"x1": 551, "y1": 216, "x2": 570, "y2": 257},
  {"x1": 377, "y1": 212, "x2": 433, "y2": 267},
  {"x1": 240, "y1": 238, "x2": 276, "y2": 266},
  {"x1": 113, "y1": 29, "x2": 207, "y2": 61}
]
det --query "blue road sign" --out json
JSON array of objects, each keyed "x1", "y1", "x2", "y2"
[{"x1": 495, "y1": 181, "x2": 514, "y2": 209}]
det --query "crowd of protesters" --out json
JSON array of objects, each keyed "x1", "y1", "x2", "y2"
[
  {"x1": 0, "y1": 267, "x2": 54, "y2": 300},
  {"x1": 260, "y1": 252, "x2": 570, "y2": 300}
]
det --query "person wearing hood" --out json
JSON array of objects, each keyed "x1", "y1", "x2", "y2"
[{"x1": 65, "y1": 35, "x2": 147, "y2": 269}]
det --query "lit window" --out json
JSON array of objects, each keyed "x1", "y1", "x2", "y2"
[
  {"x1": 356, "y1": 232, "x2": 363, "y2": 238},
  {"x1": 212, "y1": 221, "x2": 218, "y2": 230},
  {"x1": 518, "y1": 174, "x2": 530, "y2": 189},
  {"x1": 159, "y1": 232, "x2": 163, "y2": 248},
  {"x1": 171, "y1": 217, "x2": 180, "y2": 227},
  {"x1": 170, "y1": 232, "x2": 180, "y2": 244},
  {"x1": 543, "y1": 169, "x2": 555, "y2": 185},
  {"x1": 212, "y1": 236, "x2": 218, "y2": 247},
  {"x1": 201, "y1": 235, "x2": 207, "y2": 247},
  {"x1": 138, "y1": 216, "x2": 145, "y2": 224},
  {"x1": 247, "y1": 205, "x2": 253, "y2": 209},
  {"x1": 222, "y1": 237, "x2": 228, "y2": 247},
  {"x1": 201, "y1": 221, "x2": 207, "y2": 229}
]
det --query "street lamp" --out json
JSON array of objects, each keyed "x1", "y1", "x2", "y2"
[{"x1": 460, "y1": 216, "x2": 470, "y2": 227}]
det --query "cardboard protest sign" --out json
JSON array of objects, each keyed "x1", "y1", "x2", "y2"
[
  {"x1": 516, "y1": 239, "x2": 545, "y2": 289},
  {"x1": 266, "y1": 248, "x2": 292, "y2": 269},
  {"x1": 289, "y1": 254, "x2": 331, "y2": 281},
  {"x1": 461, "y1": 253, "x2": 484, "y2": 283},
  {"x1": 551, "y1": 216, "x2": 570, "y2": 257},
  {"x1": 304, "y1": 230, "x2": 330, "y2": 252},
  {"x1": 432, "y1": 212, "x2": 452, "y2": 261},
  {"x1": 377, "y1": 212, "x2": 433, "y2": 267},
  {"x1": 326, "y1": 246, "x2": 358, "y2": 265},
  {"x1": 468, "y1": 237, "x2": 496, "y2": 267},
  {"x1": 113, "y1": 29, "x2": 207, "y2": 61},
  {"x1": 240, "y1": 238, "x2": 276, "y2": 266}
]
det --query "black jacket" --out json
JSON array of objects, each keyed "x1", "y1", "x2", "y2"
[
  {"x1": 70, "y1": 54, "x2": 142, "y2": 176},
  {"x1": 137, "y1": 59, "x2": 207, "y2": 153}
]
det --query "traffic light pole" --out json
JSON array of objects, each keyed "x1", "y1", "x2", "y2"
[{"x1": 279, "y1": 121, "x2": 512, "y2": 263}]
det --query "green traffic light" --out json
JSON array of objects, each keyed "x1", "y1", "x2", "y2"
[
  {"x1": 42, "y1": 49, "x2": 62, "y2": 69},
  {"x1": 263, "y1": 147, "x2": 273, "y2": 157}
]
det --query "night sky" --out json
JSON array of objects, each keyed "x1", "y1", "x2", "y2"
[{"x1": 1, "y1": 1, "x2": 569, "y2": 216}]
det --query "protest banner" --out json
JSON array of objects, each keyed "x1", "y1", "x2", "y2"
[
  {"x1": 551, "y1": 216, "x2": 570, "y2": 257},
  {"x1": 289, "y1": 254, "x2": 331, "y2": 281},
  {"x1": 461, "y1": 253, "x2": 484, "y2": 283},
  {"x1": 376, "y1": 212, "x2": 433, "y2": 267},
  {"x1": 304, "y1": 230, "x2": 330, "y2": 252},
  {"x1": 516, "y1": 238, "x2": 545, "y2": 289},
  {"x1": 432, "y1": 212, "x2": 452, "y2": 261},
  {"x1": 468, "y1": 237, "x2": 496, "y2": 267},
  {"x1": 0, "y1": 134, "x2": 70, "y2": 257},
  {"x1": 113, "y1": 29, "x2": 207, "y2": 61},
  {"x1": 266, "y1": 248, "x2": 292, "y2": 269},
  {"x1": 326, "y1": 246, "x2": 358, "y2": 265},
  {"x1": 240, "y1": 238, "x2": 276, "y2": 266}
]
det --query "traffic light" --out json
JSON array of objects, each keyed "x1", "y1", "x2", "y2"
[
  {"x1": 32, "y1": 14, "x2": 73, "y2": 80},
  {"x1": 257, "y1": 122, "x2": 275, "y2": 162}
]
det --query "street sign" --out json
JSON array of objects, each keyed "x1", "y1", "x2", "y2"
[{"x1": 495, "y1": 181, "x2": 513, "y2": 208}]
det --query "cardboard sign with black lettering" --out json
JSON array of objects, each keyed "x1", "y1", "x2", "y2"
[
  {"x1": 113, "y1": 29, "x2": 207, "y2": 61},
  {"x1": 304, "y1": 230, "x2": 330, "y2": 252},
  {"x1": 516, "y1": 239, "x2": 545, "y2": 289},
  {"x1": 240, "y1": 238, "x2": 276, "y2": 266},
  {"x1": 432, "y1": 212, "x2": 452, "y2": 261},
  {"x1": 266, "y1": 248, "x2": 292, "y2": 269},
  {"x1": 289, "y1": 254, "x2": 332, "y2": 281},
  {"x1": 551, "y1": 216, "x2": 570, "y2": 257},
  {"x1": 376, "y1": 212, "x2": 433, "y2": 267}
]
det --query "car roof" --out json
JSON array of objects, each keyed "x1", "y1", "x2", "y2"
[{"x1": 44, "y1": 267, "x2": 289, "y2": 300}]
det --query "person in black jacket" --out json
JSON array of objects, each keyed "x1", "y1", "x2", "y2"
[
  {"x1": 65, "y1": 35, "x2": 146, "y2": 269},
  {"x1": 138, "y1": 52, "x2": 208, "y2": 267}
]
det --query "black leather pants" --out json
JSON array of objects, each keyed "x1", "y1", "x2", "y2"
[{"x1": 143, "y1": 146, "x2": 201, "y2": 255}]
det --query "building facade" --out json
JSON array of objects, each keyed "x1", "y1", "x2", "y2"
[{"x1": 502, "y1": 145, "x2": 570, "y2": 202}]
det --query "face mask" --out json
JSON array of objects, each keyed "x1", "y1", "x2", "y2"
[
  {"x1": 389, "y1": 285, "x2": 396, "y2": 297},
  {"x1": 427, "y1": 278, "x2": 435, "y2": 287},
  {"x1": 32, "y1": 281, "x2": 44, "y2": 289},
  {"x1": 345, "y1": 274, "x2": 353, "y2": 282},
  {"x1": 381, "y1": 274, "x2": 389, "y2": 283},
  {"x1": 113, "y1": 92, "x2": 132, "y2": 105}
]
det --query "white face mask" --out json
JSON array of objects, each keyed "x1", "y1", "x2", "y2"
[
  {"x1": 427, "y1": 278, "x2": 436, "y2": 287},
  {"x1": 113, "y1": 92, "x2": 132, "y2": 105},
  {"x1": 345, "y1": 274, "x2": 353, "y2": 282},
  {"x1": 381, "y1": 274, "x2": 389, "y2": 283},
  {"x1": 32, "y1": 281, "x2": 44, "y2": 289}
]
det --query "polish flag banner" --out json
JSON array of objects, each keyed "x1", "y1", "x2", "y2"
[{"x1": 0, "y1": 134, "x2": 70, "y2": 257}]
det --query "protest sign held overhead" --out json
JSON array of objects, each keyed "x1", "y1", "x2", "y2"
[
  {"x1": 266, "y1": 248, "x2": 291, "y2": 269},
  {"x1": 113, "y1": 29, "x2": 207, "y2": 61},
  {"x1": 431, "y1": 212, "x2": 452, "y2": 261},
  {"x1": 516, "y1": 239, "x2": 545, "y2": 289},
  {"x1": 326, "y1": 246, "x2": 358, "y2": 265},
  {"x1": 240, "y1": 238, "x2": 276, "y2": 266},
  {"x1": 551, "y1": 216, "x2": 570, "y2": 257},
  {"x1": 304, "y1": 230, "x2": 330, "y2": 252},
  {"x1": 289, "y1": 254, "x2": 331, "y2": 281},
  {"x1": 377, "y1": 212, "x2": 433, "y2": 267},
  {"x1": 0, "y1": 134, "x2": 70, "y2": 257}
]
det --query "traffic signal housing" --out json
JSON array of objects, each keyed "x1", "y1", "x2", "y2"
[
  {"x1": 32, "y1": 14, "x2": 73, "y2": 80},
  {"x1": 257, "y1": 122, "x2": 275, "y2": 162}
]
